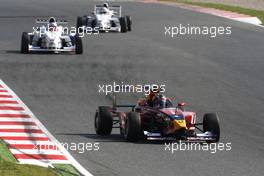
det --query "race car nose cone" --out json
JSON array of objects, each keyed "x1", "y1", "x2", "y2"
[{"x1": 172, "y1": 119, "x2": 187, "y2": 130}]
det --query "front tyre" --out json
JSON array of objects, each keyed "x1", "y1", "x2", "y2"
[
  {"x1": 203, "y1": 113, "x2": 220, "y2": 143},
  {"x1": 125, "y1": 16, "x2": 132, "y2": 31},
  {"x1": 119, "y1": 17, "x2": 127, "y2": 33},
  {"x1": 95, "y1": 106, "x2": 113, "y2": 135},
  {"x1": 124, "y1": 112, "x2": 141, "y2": 142},
  {"x1": 21, "y1": 32, "x2": 29, "y2": 54},
  {"x1": 75, "y1": 35, "x2": 83, "y2": 54}
]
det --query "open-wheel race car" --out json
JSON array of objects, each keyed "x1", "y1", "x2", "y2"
[
  {"x1": 21, "y1": 17, "x2": 83, "y2": 54},
  {"x1": 95, "y1": 95, "x2": 220, "y2": 143},
  {"x1": 77, "y1": 4, "x2": 132, "y2": 33}
]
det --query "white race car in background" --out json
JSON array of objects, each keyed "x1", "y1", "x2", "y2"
[
  {"x1": 77, "y1": 4, "x2": 132, "y2": 33},
  {"x1": 21, "y1": 17, "x2": 83, "y2": 54}
]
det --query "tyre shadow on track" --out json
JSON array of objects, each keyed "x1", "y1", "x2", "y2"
[
  {"x1": 4, "y1": 50, "x2": 21, "y2": 54},
  {"x1": 56, "y1": 133, "x2": 167, "y2": 145},
  {"x1": 5, "y1": 50, "x2": 77, "y2": 55}
]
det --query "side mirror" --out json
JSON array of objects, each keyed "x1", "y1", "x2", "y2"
[
  {"x1": 177, "y1": 102, "x2": 186, "y2": 111},
  {"x1": 178, "y1": 102, "x2": 186, "y2": 106}
]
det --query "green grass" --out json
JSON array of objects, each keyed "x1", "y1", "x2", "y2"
[
  {"x1": 0, "y1": 140, "x2": 17, "y2": 162},
  {"x1": 0, "y1": 158, "x2": 59, "y2": 176},
  {"x1": 53, "y1": 164, "x2": 81, "y2": 176},
  {"x1": 0, "y1": 140, "x2": 80, "y2": 176},
  {"x1": 159, "y1": 0, "x2": 264, "y2": 24}
]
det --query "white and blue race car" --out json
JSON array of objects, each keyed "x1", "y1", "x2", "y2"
[
  {"x1": 77, "y1": 3, "x2": 132, "y2": 33},
  {"x1": 21, "y1": 17, "x2": 83, "y2": 54}
]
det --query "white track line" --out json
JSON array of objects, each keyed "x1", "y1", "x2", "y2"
[
  {"x1": 0, "y1": 111, "x2": 26, "y2": 114},
  {"x1": 18, "y1": 159, "x2": 72, "y2": 166},
  {"x1": 0, "y1": 104, "x2": 23, "y2": 107},
  {"x1": 0, "y1": 118, "x2": 34, "y2": 122},
  {"x1": 0, "y1": 125, "x2": 39, "y2": 129},
  {"x1": 5, "y1": 140, "x2": 55, "y2": 145},
  {"x1": 10, "y1": 149, "x2": 63, "y2": 155},
  {"x1": 0, "y1": 111, "x2": 27, "y2": 114},
  {"x1": 0, "y1": 98, "x2": 15, "y2": 100},
  {"x1": 0, "y1": 92, "x2": 11, "y2": 95},
  {"x1": 0, "y1": 133, "x2": 47, "y2": 137}
]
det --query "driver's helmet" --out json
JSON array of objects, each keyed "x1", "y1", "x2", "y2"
[
  {"x1": 103, "y1": 3, "x2": 109, "y2": 8},
  {"x1": 146, "y1": 86, "x2": 160, "y2": 102},
  {"x1": 153, "y1": 94, "x2": 173, "y2": 108},
  {"x1": 48, "y1": 17, "x2": 57, "y2": 31}
]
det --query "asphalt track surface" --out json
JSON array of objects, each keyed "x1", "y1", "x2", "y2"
[{"x1": 0, "y1": 0, "x2": 264, "y2": 176}]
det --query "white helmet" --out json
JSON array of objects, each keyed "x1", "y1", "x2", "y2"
[
  {"x1": 48, "y1": 21, "x2": 57, "y2": 31},
  {"x1": 103, "y1": 3, "x2": 109, "y2": 8}
]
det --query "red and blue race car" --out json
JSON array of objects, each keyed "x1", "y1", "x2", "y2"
[{"x1": 95, "y1": 94, "x2": 220, "y2": 143}]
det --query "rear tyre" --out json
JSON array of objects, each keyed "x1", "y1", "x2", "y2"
[
  {"x1": 75, "y1": 35, "x2": 83, "y2": 54},
  {"x1": 124, "y1": 112, "x2": 141, "y2": 142},
  {"x1": 77, "y1": 16, "x2": 86, "y2": 30},
  {"x1": 119, "y1": 17, "x2": 127, "y2": 33},
  {"x1": 203, "y1": 113, "x2": 220, "y2": 143},
  {"x1": 125, "y1": 16, "x2": 132, "y2": 31},
  {"x1": 95, "y1": 106, "x2": 113, "y2": 135},
  {"x1": 91, "y1": 19, "x2": 97, "y2": 28},
  {"x1": 21, "y1": 32, "x2": 29, "y2": 54}
]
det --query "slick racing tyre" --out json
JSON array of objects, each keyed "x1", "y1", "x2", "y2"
[
  {"x1": 76, "y1": 16, "x2": 86, "y2": 30},
  {"x1": 95, "y1": 106, "x2": 113, "y2": 135},
  {"x1": 75, "y1": 35, "x2": 83, "y2": 54},
  {"x1": 119, "y1": 17, "x2": 127, "y2": 33},
  {"x1": 203, "y1": 113, "x2": 220, "y2": 143},
  {"x1": 91, "y1": 19, "x2": 97, "y2": 28},
  {"x1": 21, "y1": 32, "x2": 29, "y2": 54},
  {"x1": 124, "y1": 112, "x2": 141, "y2": 142},
  {"x1": 125, "y1": 16, "x2": 132, "y2": 31}
]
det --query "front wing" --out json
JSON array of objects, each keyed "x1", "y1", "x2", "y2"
[
  {"x1": 143, "y1": 131, "x2": 217, "y2": 142},
  {"x1": 28, "y1": 45, "x2": 75, "y2": 52},
  {"x1": 98, "y1": 26, "x2": 121, "y2": 32}
]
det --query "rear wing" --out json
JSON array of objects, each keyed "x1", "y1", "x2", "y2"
[
  {"x1": 114, "y1": 104, "x2": 136, "y2": 108},
  {"x1": 110, "y1": 93, "x2": 135, "y2": 109},
  {"x1": 94, "y1": 5, "x2": 122, "y2": 17},
  {"x1": 36, "y1": 17, "x2": 68, "y2": 24}
]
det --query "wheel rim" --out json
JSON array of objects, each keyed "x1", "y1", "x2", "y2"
[
  {"x1": 95, "y1": 112, "x2": 99, "y2": 130},
  {"x1": 124, "y1": 118, "x2": 129, "y2": 138}
]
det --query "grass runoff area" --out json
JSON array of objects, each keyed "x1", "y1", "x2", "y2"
[
  {"x1": 159, "y1": 0, "x2": 264, "y2": 25},
  {"x1": 0, "y1": 140, "x2": 80, "y2": 176}
]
